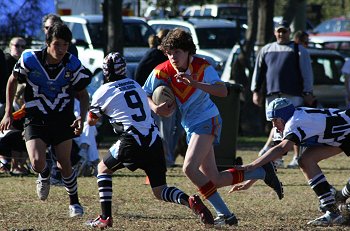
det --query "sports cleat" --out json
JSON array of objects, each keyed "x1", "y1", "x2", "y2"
[
  {"x1": 36, "y1": 175, "x2": 50, "y2": 200},
  {"x1": 335, "y1": 190, "x2": 347, "y2": 205},
  {"x1": 319, "y1": 188, "x2": 345, "y2": 213},
  {"x1": 69, "y1": 204, "x2": 84, "y2": 217},
  {"x1": 273, "y1": 158, "x2": 285, "y2": 169},
  {"x1": 307, "y1": 211, "x2": 344, "y2": 226},
  {"x1": 287, "y1": 157, "x2": 299, "y2": 168},
  {"x1": 189, "y1": 194, "x2": 214, "y2": 225},
  {"x1": 262, "y1": 162, "x2": 284, "y2": 200},
  {"x1": 86, "y1": 215, "x2": 113, "y2": 229},
  {"x1": 214, "y1": 213, "x2": 238, "y2": 227}
]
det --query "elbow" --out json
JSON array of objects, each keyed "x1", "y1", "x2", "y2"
[{"x1": 217, "y1": 84, "x2": 229, "y2": 97}]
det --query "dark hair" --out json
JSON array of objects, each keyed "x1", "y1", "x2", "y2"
[
  {"x1": 148, "y1": 35, "x2": 160, "y2": 48},
  {"x1": 46, "y1": 23, "x2": 72, "y2": 44},
  {"x1": 160, "y1": 28, "x2": 196, "y2": 55},
  {"x1": 293, "y1": 30, "x2": 309, "y2": 41},
  {"x1": 42, "y1": 14, "x2": 63, "y2": 29}
]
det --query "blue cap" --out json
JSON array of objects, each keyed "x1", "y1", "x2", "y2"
[
  {"x1": 275, "y1": 20, "x2": 290, "y2": 31},
  {"x1": 266, "y1": 98, "x2": 295, "y2": 122}
]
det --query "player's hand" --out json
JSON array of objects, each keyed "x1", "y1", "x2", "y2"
[
  {"x1": 71, "y1": 116, "x2": 84, "y2": 135},
  {"x1": 0, "y1": 114, "x2": 13, "y2": 133},
  {"x1": 155, "y1": 101, "x2": 176, "y2": 117},
  {"x1": 174, "y1": 72, "x2": 197, "y2": 86},
  {"x1": 233, "y1": 164, "x2": 254, "y2": 171},
  {"x1": 228, "y1": 180, "x2": 257, "y2": 193}
]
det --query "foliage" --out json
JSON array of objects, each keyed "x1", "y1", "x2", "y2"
[{"x1": 0, "y1": 0, "x2": 48, "y2": 41}]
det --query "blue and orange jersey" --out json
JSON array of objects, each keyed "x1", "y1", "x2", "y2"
[{"x1": 143, "y1": 56, "x2": 225, "y2": 131}]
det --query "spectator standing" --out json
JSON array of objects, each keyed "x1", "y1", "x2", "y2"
[
  {"x1": 251, "y1": 20, "x2": 314, "y2": 168},
  {"x1": 134, "y1": 29, "x2": 169, "y2": 86},
  {"x1": 293, "y1": 30, "x2": 309, "y2": 48},
  {"x1": 42, "y1": 13, "x2": 78, "y2": 58},
  {"x1": 3, "y1": 36, "x2": 28, "y2": 175},
  {"x1": 5, "y1": 37, "x2": 27, "y2": 74},
  {"x1": 0, "y1": 23, "x2": 91, "y2": 217},
  {"x1": 0, "y1": 49, "x2": 8, "y2": 118},
  {"x1": 143, "y1": 28, "x2": 284, "y2": 227},
  {"x1": 0, "y1": 49, "x2": 9, "y2": 174},
  {"x1": 85, "y1": 52, "x2": 213, "y2": 228},
  {"x1": 135, "y1": 29, "x2": 182, "y2": 167}
]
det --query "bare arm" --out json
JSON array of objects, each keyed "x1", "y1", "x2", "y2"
[
  {"x1": 76, "y1": 89, "x2": 89, "y2": 122},
  {"x1": 0, "y1": 74, "x2": 18, "y2": 132},
  {"x1": 175, "y1": 72, "x2": 228, "y2": 97},
  {"x1": 87, "y1": 111, "x2": 99, "y2": 126},
  {"x1": 147, "y1": 96, "x2": 175, "y2": 117},
  {"x1": 240, "y1": 139, "x2": 295, "y2": 171},
  {"x1": 71, "y1": 89, "x2": 89, "y2": 135}
]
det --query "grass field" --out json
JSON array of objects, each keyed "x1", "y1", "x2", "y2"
[{"x1": 2, "y1": 137, "x2": 350, "y2": 230}]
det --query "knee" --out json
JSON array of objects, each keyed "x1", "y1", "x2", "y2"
[
  {"x1": 153, "y1": 190, "x2": 162, "y2": 200},
  {"x1": 97, "y1": 160, "x2": 112, "y2": 174},
  {"x1": 151, "y1": 185, "x2": 164, "y2": 200},
  {"x1": 297, "y1": 155, "x2": 307, "y2": 169},
  {"x1": 31, "y1": 161, "x2": 45, "y2": 173},
  {"x1": 182, "y1": 162, "x2": 195, "y2": 177}
]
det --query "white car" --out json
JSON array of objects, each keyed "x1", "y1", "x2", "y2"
[
  {"x1": 309, "y1": 35, "x2": 350, "y2": 58},
  {"x1": 61, "y1": 15, "x2": 156, "y2": 77},
  {"x1": 148, "y1": 18, "x2": 245, "y2": 76}
]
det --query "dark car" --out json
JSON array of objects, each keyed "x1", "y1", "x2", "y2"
[
  {"x1": 312, "y1": 17, "x2": 350, "y2": 34},
  {"x1": 222, "y1": 45, "x2": 346, "y2": 109}
]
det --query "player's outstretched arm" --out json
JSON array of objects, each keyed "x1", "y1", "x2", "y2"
[
  {"x1": 236, "y1": 139, "x2": 294, "y2": 172},
  {"x1": 229, "y1": 179, "x2": 257, "y2": 193}
]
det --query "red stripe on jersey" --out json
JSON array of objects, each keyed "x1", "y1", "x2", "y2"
[{"x1": 154, "y1": 57, "x2": 210, "y2": 104}]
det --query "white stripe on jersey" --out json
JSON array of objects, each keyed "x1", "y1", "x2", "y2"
[
  {"x1": 284, "y1": 108, "x2": 350, "y2": 147},
  {"x1": 90, "y1": 78, "x2": 159, "y2": 146}
]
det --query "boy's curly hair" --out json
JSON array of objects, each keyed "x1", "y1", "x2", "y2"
[{"x1": 160, "y1": 28, "x2": 196, "y2": 55}]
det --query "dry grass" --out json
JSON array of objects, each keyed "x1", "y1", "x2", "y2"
[{"x1": 2, "y1": 143, "x2": 350, "y2": 230}]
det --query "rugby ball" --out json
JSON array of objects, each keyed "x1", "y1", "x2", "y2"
[
  {"x1": 152, "y1": 85, "x2": 175, "y2": 105},
  {"x1": 152, "y1": 85, "x2": 176, "y2": 117}
]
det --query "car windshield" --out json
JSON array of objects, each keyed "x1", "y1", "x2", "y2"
[
  {"x1": 311, "y1": 56, "x2": 344, "y2": 85},
  {"x1": 87, "y1": 21, "x2": 154, "y2": 48},
  {"x1": 314, "y1": 19, "x2": 350, "y2": 33},
  {"x1": 195, "y1": 28, "x2": 239, "y2": 49}
]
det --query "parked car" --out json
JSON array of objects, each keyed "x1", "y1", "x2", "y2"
[
  {"x1": 311, "y1": 17, "x2": 350, "y2": 34},
  {"x1": 309, "y1": 34, "x2": 350, "y2": 58},
  {"x1": 182, "y1": 4, "x2": 247, "y2": 25},
  {"x1": 200, "y1": 3, "x2": 247, "y2": 26},
  {"x1": 181, "y1": 5, "x2": 202, "y2": 17},
  {"x1": 61, "y1": 15, "x2": 156, "y2": 77},
  {"x1": 148, "y1": 18, "x2": 244, "y2": 75},
  {"x1": 222, "y1": 45, "x2": 346, "y2": 109}
]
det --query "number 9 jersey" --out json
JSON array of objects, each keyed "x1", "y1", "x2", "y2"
[{"x1": 89, "y1": 78, "x2": 159, "y2": 147}]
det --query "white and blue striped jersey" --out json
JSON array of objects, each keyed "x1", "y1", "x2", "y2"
[
  {"x1": 89, "y1": 78, "x2": 159, "y2": 147},
  {"x1": 14, "y1": 49, "x2": 91, "y2": 117},
  {"x1": 283, "y1": 107, "x2": 350, "y2": 148}
]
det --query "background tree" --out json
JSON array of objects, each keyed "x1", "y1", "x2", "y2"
[
  {"x1": 0, "y1": 0, "x2": 46, "y2": 47},
  {"x1": 103, "y1": 0, "x2": 123, "y2": 56}
]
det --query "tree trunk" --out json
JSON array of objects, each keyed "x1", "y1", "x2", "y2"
[
  {"x1": 103, "y1": 0, "x2": 123, "y2": 56},
  {"x1": 282, "y1": 0, "x2": 307, "y2": 33}
]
